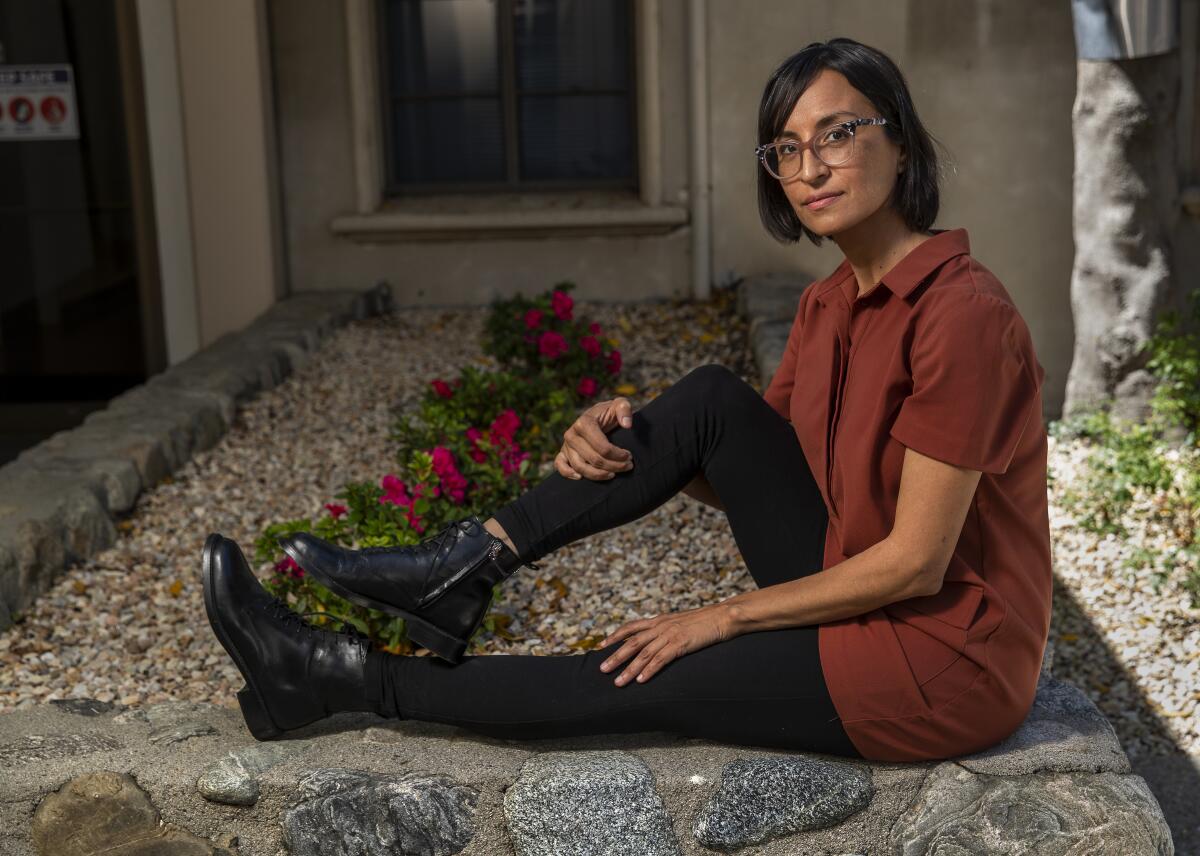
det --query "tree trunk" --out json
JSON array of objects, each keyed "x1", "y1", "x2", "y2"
[{"x1": 1065, "y1": 52, "x2": 1181, "y2": 424}]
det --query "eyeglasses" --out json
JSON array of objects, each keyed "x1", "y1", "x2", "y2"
[{"x1": 755, "y1": 117, "x2": 889, "y2": 180}]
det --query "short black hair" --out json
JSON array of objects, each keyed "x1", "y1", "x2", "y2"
[{"x1": 756, "y1": 37, "x2": 948, "y2": 247}]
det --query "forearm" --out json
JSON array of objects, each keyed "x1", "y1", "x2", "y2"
[
  {"x1": 681, "y1": 473, "x2": 725, "y2": 512},
  {"x1": 719, "y1": 536, "x2": 931, "y2": 635}
]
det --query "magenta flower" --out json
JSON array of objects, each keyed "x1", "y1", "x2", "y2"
[
  {"x1": 379, "y1": 474, "x2": 412, "y2": 507},
  {"x1": 577, "y1": 376, "x2": 598, "y2": 398},
  {"x1": 275, "y1": 555, "x2": 304, "y2": 580},
  {"x1": 551, "y1": 289, "x2": 573, "y2": 321},
  {"x1": 579, "y1": 335, "x2": 602, "y2": 358},
  {"x1": 588, "y1": 322, "x2": 602, "y2": 335},
  {"x1": 538, "y1": 330, "x2": 568, "y2": 360},
  {"x1": 489, "y1": 409, "x2": 520, "y2": 446},
  {"x1": 431, "y1": 379, "x2": 454, "y2": 398},
  {"x1": 606, "y1": 349, "x2": 622, "y2": 375},
  {"x1": 525, "y1": 308, "x2": 544, "y2": 329},
  {"x1": 324, "y1": 503, "x2": 347, "y2": 518}
]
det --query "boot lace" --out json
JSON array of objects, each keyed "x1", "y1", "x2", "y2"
[
  {"x1": 262, "y1": 595, "x2": 372, "y2": 648},
  {"x1": 358, "y1": 517, "x2": 474, "y2": 558}
]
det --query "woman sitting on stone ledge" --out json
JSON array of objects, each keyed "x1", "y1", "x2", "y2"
[{"x1": 201, "y1": 36, "x2": 1051, "y2": 764}]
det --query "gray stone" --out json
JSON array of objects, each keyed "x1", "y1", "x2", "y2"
[
  {"x1": 281, "y1": 767, "x2": 478, "y2": 856},
  {"x1": 750, "y1": 318, "x2": 792, "y2": 387},
  {"x1": 504, "y1": 750, "x2": 682, "y2": 856},
  {"x1": 13, "y1": 441, "x2": 143, "y2": 514},
  {"x1": 0, "y1": 468, "x2": 116, "y2": 629},
  {"x1": 692, "y1": 756, "x2": 874, "y2": 850},
  {"x1": 138, "y1": 702, "x2": 222, "y2": 745},
  {"x1": 31, "y1": 770, "x2": 235, "y2": 855},
  {"x1": 0, "y1": 733, "x2": 122, "y2": 769},
  {"x1": 196, "y1": 740, "x2": 313, "y2": 806},
  {"x1": 736, "y1": 271, "x2": 815, "y2": 323},
  {"x1": 956, "y1": 675, "x2": 1131, "y2": 776},
  {"x1": 48, "y1": 698, "x2": 123, "y2": 717},
  {"x1": 891, "y1": 761, "x2": 1173, "y2": 855}
]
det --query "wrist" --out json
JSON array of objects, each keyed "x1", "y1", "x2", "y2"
[{"x1": 718, "y1": 598, "x2": 745, "y2": 640}]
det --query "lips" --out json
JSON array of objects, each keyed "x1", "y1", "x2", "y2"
[{"x1": 804, "y1": 192, "x2": 843, "y2": 209}]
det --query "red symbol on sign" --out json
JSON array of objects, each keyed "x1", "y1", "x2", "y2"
[
  {"x1": 9, "y1": 97, "x2": 33, "y2": 124},
  {"x1": 40, "y1": 96, "x2": 67, "y2": 125}
]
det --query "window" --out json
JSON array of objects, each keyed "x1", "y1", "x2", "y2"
[{"x1": 377, "y1": 0, "x2": 638, "y2": 194}]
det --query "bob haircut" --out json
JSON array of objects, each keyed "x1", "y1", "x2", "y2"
[{"x1": 757, "y1": 37, "x2": 948, "y2": 247}]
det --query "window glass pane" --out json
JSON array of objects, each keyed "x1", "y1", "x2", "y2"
[
  {"x1": 519, "y1": 93, "x2": 632, "y2": 180},
  {"x1": 513, "y1": 0, "x2": 630, "y2": 92},
  {"x1": 391, "y1": 98, "x2": 506, "y2": 183},
  {"x1": 385, "y1": 0, "x2": 499, "y2": 95}
]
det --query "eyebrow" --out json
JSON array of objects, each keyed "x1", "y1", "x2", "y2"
[{"x1": 775, "y1": 111, "x2": 857, "y2": 141}]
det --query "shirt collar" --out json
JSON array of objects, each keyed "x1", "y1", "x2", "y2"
[{"x1": 813, "y1": 227, "x2": 971, "y2": 307}]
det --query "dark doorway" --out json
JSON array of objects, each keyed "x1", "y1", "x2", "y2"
[{"x1": 0, "y1": 0, "x2": 162, "y2": 466}]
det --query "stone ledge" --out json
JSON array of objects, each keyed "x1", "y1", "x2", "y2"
[
  {"x1": 0, "y1": 668, "x2": 1173, "y2": 854},
  {"x1": 0, "y1": 283, "x2": 394, "y2": 632}
]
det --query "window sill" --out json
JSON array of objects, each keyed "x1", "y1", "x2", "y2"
[{"x1": 329, "y1": 190, "x2": 689, "y2": 242}]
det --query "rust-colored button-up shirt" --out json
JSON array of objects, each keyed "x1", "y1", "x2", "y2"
[{"x1": 762, "y1": 227, "x2": 1052, "y2": 762}]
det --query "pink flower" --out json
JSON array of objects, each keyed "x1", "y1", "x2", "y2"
[
  {"x1": 379, "y1": 474, "x2": 412, "y2": 507},
  {"x1": 525, "y1": 308, "x2": 544, "y2": 329},
  {"x1": 324, "y1": 503, "x2": 347, "y2": 518},
  {"x1": 538, "y1": 330, "x2": 568, "y2": 360},
  {"x1": 577, "y1": 376, "x2": 598, "y2": 398},
  {"x1": 501, "y1": 447, "x2": 531, "y2": 476},
  {"x1": 588, "y1": 322, "x2": 602, "y2": 335},
  {"x1": 431, "y1": 379, "x2": 454, "y2": 398},
  {"x1": 430, "y1": 446, "x2": 469, "y2": 504},
  {"x1": 468, "y1": 447, "x2": 488, "y2": 463},
  {"x1": 275, "y1": 555, "x2": 304, "y2": 580},
  {"x1": 551, "y1": 289, "x2": 573, "y2": 321},
  {"x1": 606, "y1": 349, "x2": 622, "y2": 376},
  {"x1": 579, "y1": 335, "x2": 602, "y2": 358},
  {"x1": 489, "y1": 409, "x2": 520, "y2": 445}
]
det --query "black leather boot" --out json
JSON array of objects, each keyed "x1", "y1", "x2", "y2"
[
  {"x1": 276, "y1": 515, "x2": 540, "y2": 665},
  {"x1": 201, "y1": 532, "x2": 379, "y2": 740}
]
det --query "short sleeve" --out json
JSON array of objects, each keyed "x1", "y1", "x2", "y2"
[{"x1": 889, "y1": 294, "x2": 1041, "y2": 474}]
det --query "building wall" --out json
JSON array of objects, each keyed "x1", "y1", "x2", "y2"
[
  {"x1": 174, "y1": 0, "x2": 283, "y2": 347},
  {"x1": 265, "y1": 0, "x2": 1196, "y2": 420}
]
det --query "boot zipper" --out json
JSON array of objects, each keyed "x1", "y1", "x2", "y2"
[{"x1": 415, "y1": 538, "x2": 504, "y2": 608}]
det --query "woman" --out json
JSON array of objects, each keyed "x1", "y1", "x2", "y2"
[{"x1": 202, "y1": 37, "x2": 1051, "y2": 763}]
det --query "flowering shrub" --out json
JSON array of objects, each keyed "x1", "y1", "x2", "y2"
[
  {"x1": 255, "y1": 283, "x2": 627, "y2": 654},
  {"x1": 482, "y1": 281, "x2": 623, "y2": 403}
]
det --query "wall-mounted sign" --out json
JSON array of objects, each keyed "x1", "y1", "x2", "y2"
[{"x1": 0, "y1": 64, "x2": 79, "y2": 141}]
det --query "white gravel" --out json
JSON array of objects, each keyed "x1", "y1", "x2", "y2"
[{"x1": 0, "y1": 289, "x2": 1196, "y2": 764}]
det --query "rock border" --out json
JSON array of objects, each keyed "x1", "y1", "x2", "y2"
[{"x1": 0, "y1": 283, "x2": 393, "y2": 632}]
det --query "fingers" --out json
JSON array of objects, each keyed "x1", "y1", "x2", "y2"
[
  {"x1": 561, "y1": 416, "x2": 633, "y2": 480},
  {"x1": 613, "y1": 397, "x2": 634, "y2": 429},
  {"x1": 606, "y1": 633, "x2": 674, "y2": 686}
]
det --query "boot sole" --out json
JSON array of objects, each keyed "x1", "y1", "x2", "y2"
[
  {"x1": 201, "y1": 533, "x2": 284, "y2": 740},
  {"x1": 280, "y1": 541, "x2": 484, "y2": 665}
]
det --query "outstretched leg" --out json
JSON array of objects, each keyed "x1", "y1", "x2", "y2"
[{"x1": 364, "y1": 624, "x2": 859, "y2": 757}]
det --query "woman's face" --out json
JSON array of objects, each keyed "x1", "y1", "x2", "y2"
[{"x1": 772, "y1": 68, "x2": 906, "y2": 238}]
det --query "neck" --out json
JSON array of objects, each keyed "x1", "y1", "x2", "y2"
[{"x1": 832, "y1": 211, "x2": 936, "y2": 298}]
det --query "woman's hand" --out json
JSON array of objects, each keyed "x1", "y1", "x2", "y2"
[
  {"x1": 598, "y1": 603, "x2": 736, "y2": 686},
  {"x1": 555, "y1": 397, "x2": 636, "y2": 481}
]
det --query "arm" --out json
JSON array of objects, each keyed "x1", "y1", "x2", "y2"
[{"x1": 719, "y1": 446, "x2": 981, "y2": 634}]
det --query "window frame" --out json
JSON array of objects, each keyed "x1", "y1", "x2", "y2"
[{"x1": 375, "y1": 0, "x2": 640, "y2": 196}]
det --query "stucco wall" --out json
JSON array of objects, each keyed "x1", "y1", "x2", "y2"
[{"x1": 265, "y1": 0, "x2": 1179, "y2": 420}]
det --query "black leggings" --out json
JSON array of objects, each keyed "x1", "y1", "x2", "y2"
[{"x1": 363, "y1": 364, "x2": 862, "y2": 758}]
